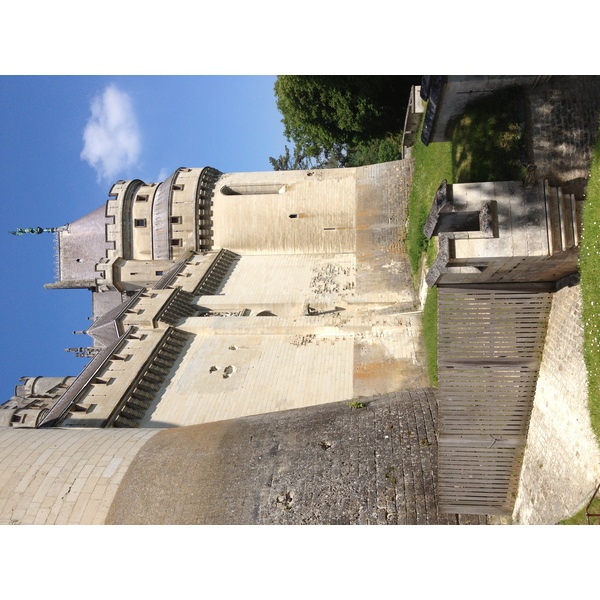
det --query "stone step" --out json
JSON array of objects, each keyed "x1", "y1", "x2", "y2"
[
  {"x1": 544, "y1": 182, "x2": 562, "y2": 254},
  {"x1": 574, "y1": 199, "x2": 584, "y2": 246},
  {"x1": 557, "y1": 187, "x2": 575, "y2": 250},
  {"x1": 544, "y1": 181, "x2": 581, "y2": 254}
]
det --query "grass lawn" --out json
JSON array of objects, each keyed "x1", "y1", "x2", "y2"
[
  {"x1": 579, "y1": 128, "x2": 600, "y2": 445},
  {"x1": 422, "y1": 286, "x2": 438, "y2": 386},
  {"x1": 406, "y1": 129, "x2": 453, "y2": 276},
  {"x1": 559, "y1": 485, "x2": 600, "y2": 524},
  {"x1": 405, "y1": 122, "x2": 452, "y2": 388}
]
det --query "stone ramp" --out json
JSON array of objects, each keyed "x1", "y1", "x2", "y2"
[{"x1": 513, "y1": 285, "x2": 600, "y2": 523}]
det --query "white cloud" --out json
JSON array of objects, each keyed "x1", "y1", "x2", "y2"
[
  {"x1": 157, "y1": 167, "x2": 170, "y2": 182},
  {"x1": 81, "y1": 84, "x2": 141, "y2": 182}
]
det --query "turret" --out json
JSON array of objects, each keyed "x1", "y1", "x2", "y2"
[{"x1": 1, "y1": 376, "x2": 76, "y2": 428}]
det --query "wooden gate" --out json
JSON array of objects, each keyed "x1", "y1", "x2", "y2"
[{"x1": 437, "y1": 286, "x2": 553, "y2": 515}]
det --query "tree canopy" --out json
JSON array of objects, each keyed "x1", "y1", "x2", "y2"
[{"x1": 271, "y1": 76, "x2": 420, "y2": 170}]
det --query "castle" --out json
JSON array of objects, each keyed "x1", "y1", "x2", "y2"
[
  {"x1": 0, "y1": 159, "x2": 455, "y2": 525},
  {"x1": 3, "y1": 161, "x2": 425, "y2": 430},
  {"x1": 1, "y1": 77, "x2": 590, "y2": 525}
]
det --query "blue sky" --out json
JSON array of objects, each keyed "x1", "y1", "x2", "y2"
[{"x1": 0, "y1": 76, "x2": 286, "y2": 400}]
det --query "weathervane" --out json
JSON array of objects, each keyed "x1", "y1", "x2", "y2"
[{"x1": 9, "y1": 226, "x2": 64, "y2": 236}]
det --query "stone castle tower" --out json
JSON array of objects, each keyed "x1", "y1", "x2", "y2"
[{"x1": 2, "y1": 161, "x2": 425, "y2": 431}]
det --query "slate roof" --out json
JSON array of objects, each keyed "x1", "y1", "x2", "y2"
[{"x1": 55, "y1": 204, "x2": 113, "y2": 284}]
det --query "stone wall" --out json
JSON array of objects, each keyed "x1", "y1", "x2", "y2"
[
  {"x1": 354, "y1": 160, "x2": 416, "y2": 306},
  {"x1": 0, "y1": 428, "x2": 159, "y2": 524},
  {"x1": 106, "y1": 390, "x2": 486, "y2": 525}
]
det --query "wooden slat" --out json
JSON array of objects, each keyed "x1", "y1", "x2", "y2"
[{"x1": 436, "y1": 287, "x2": 551, "y2": 515}]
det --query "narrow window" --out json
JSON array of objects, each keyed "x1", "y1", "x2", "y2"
[
  {"x1": 134, "y1": 219, "x2": 147, "y2": 227},
  {"x1": 171, "y1": 238, "x2": 183, "y2": 246},
  {"x1": 173, "y1": 184, "x2": 185, "y2": 191},
  {"x1": 221, "y1": 184, "x2": 284, "y2": 195},
  {"x1": 136, "y1": 195, "x2": 149, "y2": 202},
  {"x1": 155, "y1": 270, "x2": 164, "y2": 276},
  {"x1": 324, "y1": 227, "x2": 336, "y2": 231},
  {"x1": 170, "y1": 216, "x2": 182, "y2": 224},
  {"x1": 289, "y1": 214, "x2": 298, "y2": 219}
]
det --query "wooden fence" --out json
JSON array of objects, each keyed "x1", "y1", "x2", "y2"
[{"x1": 437, "y1": 285, "x2": 553, "y2": 515}]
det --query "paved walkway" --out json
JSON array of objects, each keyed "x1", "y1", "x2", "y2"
[{"x1": 512, "y1": 76, "x2": 600, "y2": 524}]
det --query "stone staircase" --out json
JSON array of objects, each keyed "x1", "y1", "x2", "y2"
[
  {"x1": 193, "y1": 248, "x2": 239, "y2": 296},
  {"x1": 544, "y1": 180, "x2": 584, "y2": 254}
]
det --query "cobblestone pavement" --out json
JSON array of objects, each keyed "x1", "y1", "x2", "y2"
[
  {"x1": 513, "y1": 76, "x2": 600, "y2": 524},
  {"x1": 527, "y1": 76, "x2": 600, "y2": 193}
]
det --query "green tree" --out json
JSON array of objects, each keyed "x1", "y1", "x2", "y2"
[
  {"x1": 269, "y1": 143, "x2": 349, "y2": 171},
  {"x1": 269, "y1": 145, "x2": 311, "y2": 171},
  {"x1": 271, "y1": 76, "x2": 419, "y2": 170},
  {"x1": 274, "y1": 76, "x2": 406, "y2": 149},
  {"x1": 347, "y1": 134, "x2": 403, "y2": 167}
]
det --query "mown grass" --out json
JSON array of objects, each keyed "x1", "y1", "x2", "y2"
[
  {"x1": 579, "y1": 128, "x2": 600, "y2": 445},
  {"x1": 405, "y1": 120, "x2": 452, "y2": 388},
  {"x1": 406, "y1": 126, "x2": 453, "y2": 276},
  {"x1": 422, "y1": 286, "x2": 438, "y2": 387},
  {"x1": 559, "y1": 487, "x2": 600, "y2": 524}
]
